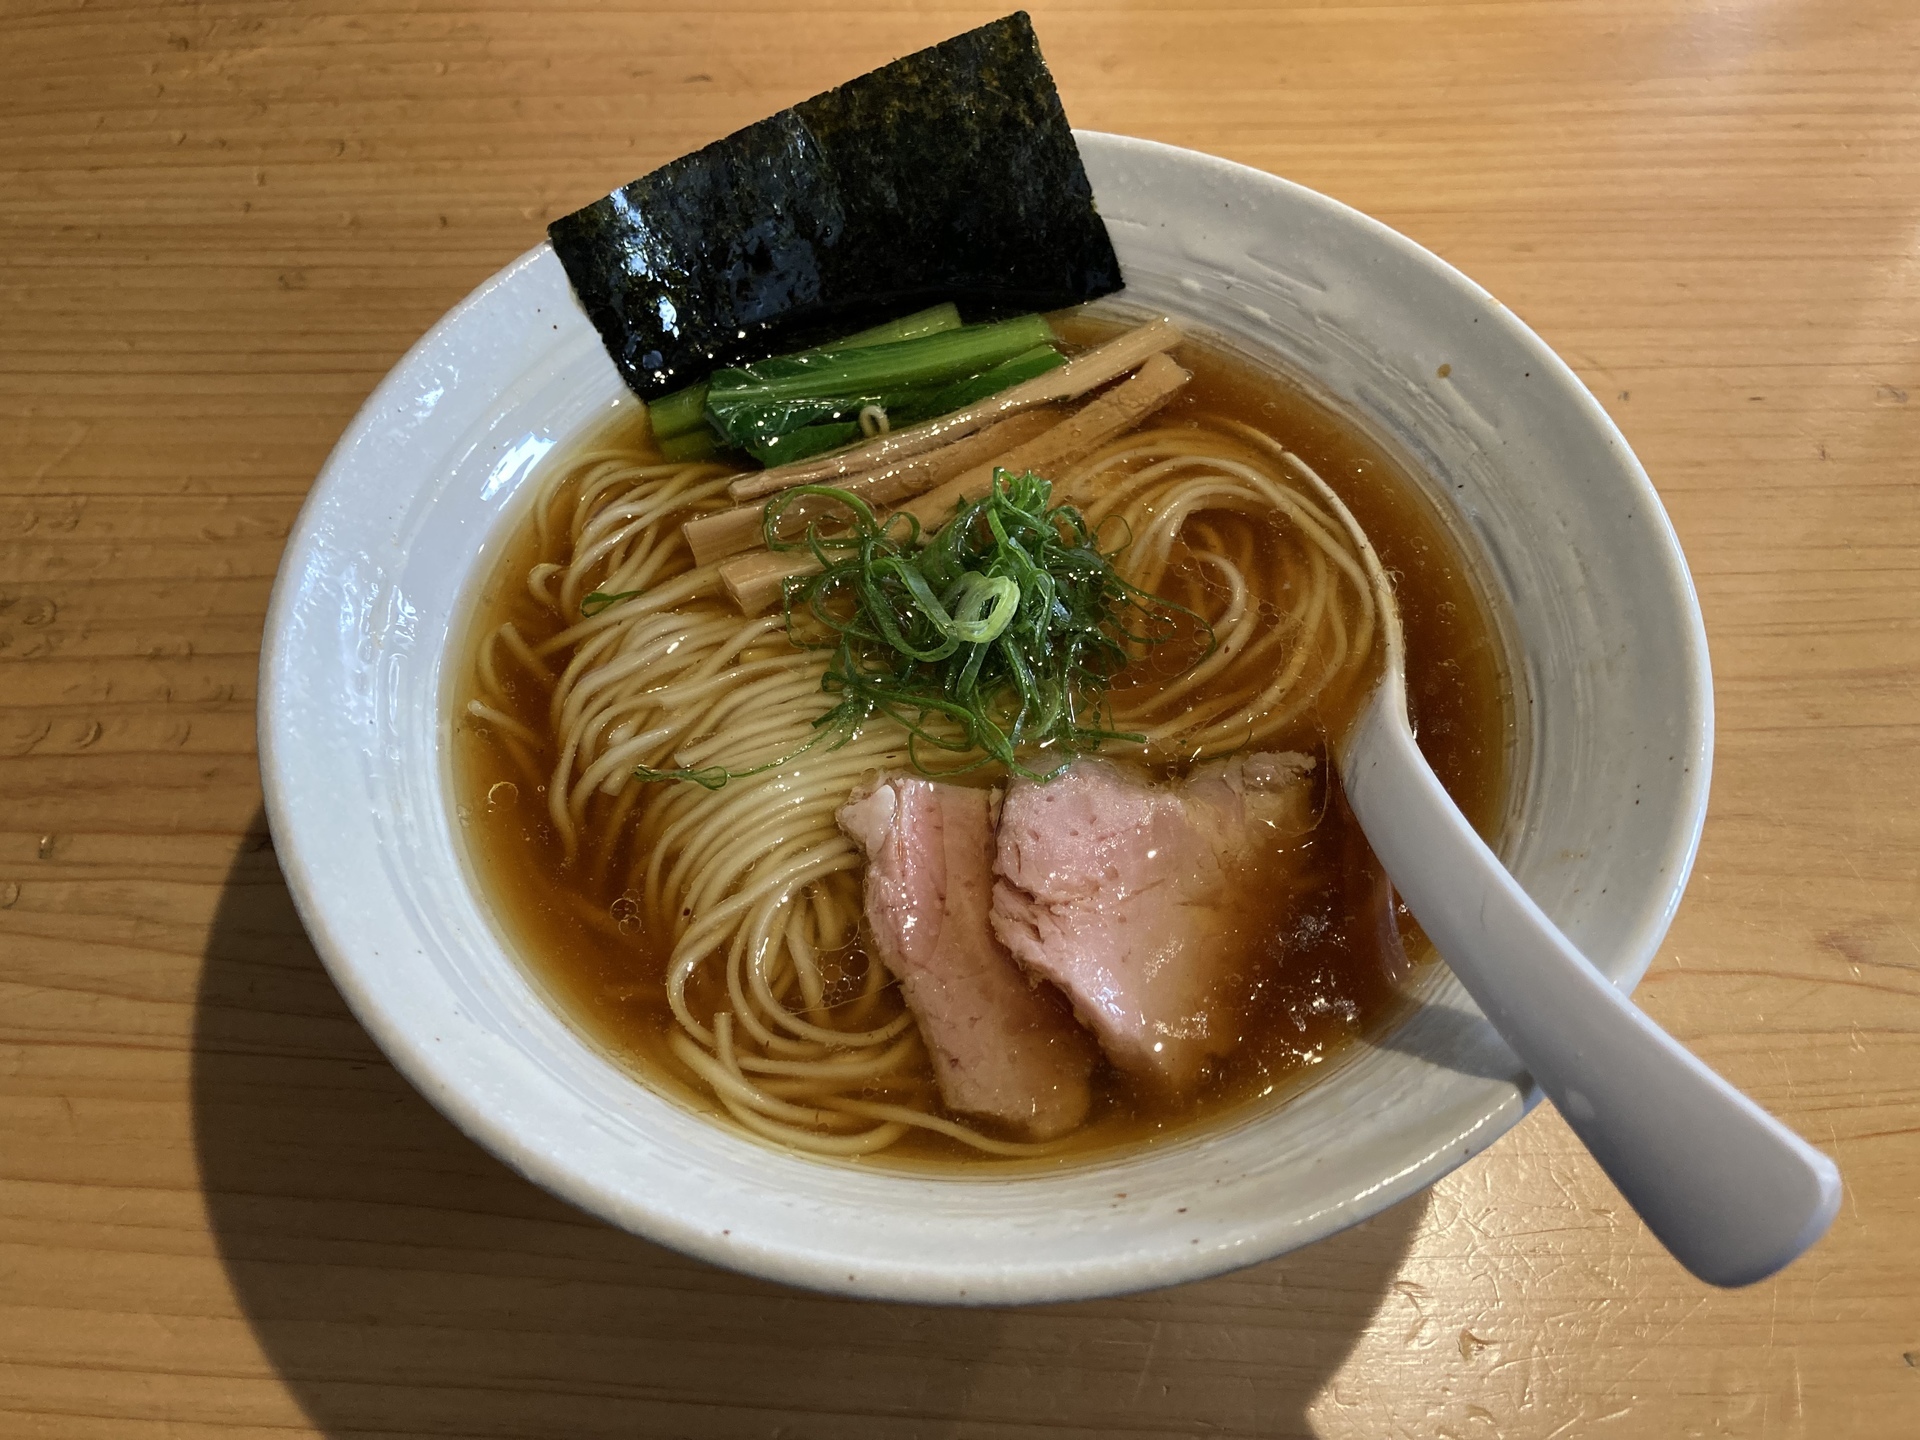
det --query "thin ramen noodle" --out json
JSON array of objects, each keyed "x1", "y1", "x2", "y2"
[{"x1": 456, "y1": 319, "x2": 1512, "y2": 1166}]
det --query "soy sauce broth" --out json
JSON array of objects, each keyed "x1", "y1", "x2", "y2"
[{"x1": 452, "y1": 320, "x2": 1515, "y2": 1169}]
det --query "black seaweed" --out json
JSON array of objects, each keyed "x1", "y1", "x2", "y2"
[{"x1": 547, "y1": 13, "x2": 1123, "y2": 398}]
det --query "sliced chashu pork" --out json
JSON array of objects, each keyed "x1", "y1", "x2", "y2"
[
  {"x1": 837, "y1": 775, "x2": 1096, "y2": 1140},
  {"x1": 990, "y1": 753, "x2": 1318, "y2": 1095}
]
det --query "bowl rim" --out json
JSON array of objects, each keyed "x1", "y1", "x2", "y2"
[{"x1": 258, "y1": 131, "x2": 1714, "y2": 1302}]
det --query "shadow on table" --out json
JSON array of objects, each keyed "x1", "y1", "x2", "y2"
[{"x1": 194, "y1": 815, "x2": 1426, "y2": 1440}]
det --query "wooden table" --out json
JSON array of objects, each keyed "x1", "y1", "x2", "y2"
[{"x1": 4, "y1": 2, "x2": 1915, "y2": 1435}]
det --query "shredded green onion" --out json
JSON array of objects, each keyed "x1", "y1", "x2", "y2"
[
  {"x1": 622, "y1": 469, "x2": 1213, "y2": 790},
  {"x1": 581, "y1": 589, "x2": 643, "y2": 616},
  {"x1": 763, "y1": 470, "x2": 1212, "y2": 781}
]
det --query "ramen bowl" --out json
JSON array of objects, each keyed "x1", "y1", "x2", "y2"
[{"x1": 258, "y1": 133, "x2": 1712, "y2": 1304}]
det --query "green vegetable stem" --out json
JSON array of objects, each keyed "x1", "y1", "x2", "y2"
[
  {"x1": 645, "y1": 308, "x2": 1064, "y2": 465},
  {"x1": 645, "y1": 303, "x2": 963, "y2": 444}
]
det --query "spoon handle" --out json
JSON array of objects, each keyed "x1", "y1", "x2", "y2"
[{"x1": 1341, "y1": 679, "x2": 1842, "y2": 1287}]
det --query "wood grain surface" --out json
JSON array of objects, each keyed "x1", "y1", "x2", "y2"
[{"x1": 3, "y1": 2, "x2": 1916, "y2": 1436}]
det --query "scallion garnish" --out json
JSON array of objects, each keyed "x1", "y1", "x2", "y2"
[
  {"x1": 581, "y1": 589, "x2": 643, "y2": 616},
  {"x1": 771, "y1": 470, "x2": 1212, "y2": 780}
]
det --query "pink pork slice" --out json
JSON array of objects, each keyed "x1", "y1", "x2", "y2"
[
  {"x1": 990, "y1": 753, "x2": 1318, "y2": 1095},
  {"x1": 837, "y1": 775, "x2": 1095, "y2": 1140}
]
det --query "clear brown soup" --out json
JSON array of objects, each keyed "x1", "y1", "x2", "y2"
[{"x1": 453, "y1": 319, "x2": 1515, "y2": 1169}]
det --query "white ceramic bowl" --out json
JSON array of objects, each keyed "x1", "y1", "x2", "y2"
[{"x1": 259, "y1": 133, "x2": 1712, "y2": 1304}]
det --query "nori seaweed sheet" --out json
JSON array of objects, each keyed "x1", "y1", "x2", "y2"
[{"x1": 547, "y1": 13, "x2": 1123, "y2": 398}]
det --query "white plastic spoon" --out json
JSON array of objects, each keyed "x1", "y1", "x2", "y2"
[{"x1": 1292, "y1": 457, "x2": 1842, "y2": 1288}]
